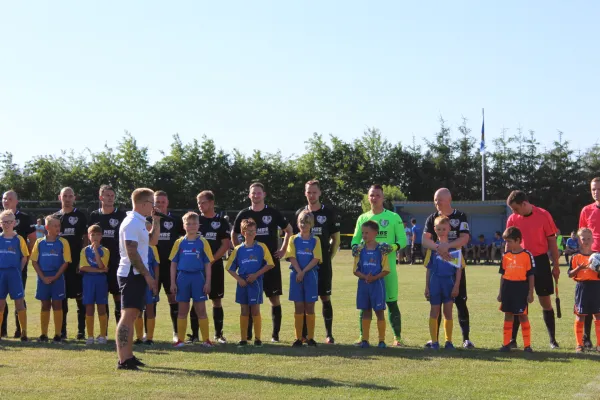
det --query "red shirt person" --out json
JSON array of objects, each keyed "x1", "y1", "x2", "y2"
[{"x1": 506, "y1": 190, "x2": 560, "y2": 349}]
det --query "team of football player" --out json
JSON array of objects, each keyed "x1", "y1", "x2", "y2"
[{"x1": 1, "y1": 177, "x2": 600, "y2": 353}]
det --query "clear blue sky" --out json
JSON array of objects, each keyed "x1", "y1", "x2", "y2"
[{"x1": 2, "y1": 1, "x2": 599, "y2": 165}]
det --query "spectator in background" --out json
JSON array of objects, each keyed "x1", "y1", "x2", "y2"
[
  {"x1": 490, "y1": 231, "x2": 504, "y2": 263},
  {"x1": 474, "y1": 234, "x2": 489, "y2": 264},
  {"x1": 399, "y1": 222, "x2": 412, "y2": 264},
  {"x1": 410, "y1": 218, "x2": 423, "y2": 264},
  {"x1": 564, "y1": 231, "x2": 579, "y2": 265},
  {"x1": 556, "y1": 229, "x2": 565, "y2": 260},
  {"x1": 35, "y1": 218, "x2": 46, "y2": 239}
]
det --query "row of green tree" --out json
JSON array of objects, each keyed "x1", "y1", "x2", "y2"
[{"x1": 1, "y1": 118, "x2": 598, "y2": 232}]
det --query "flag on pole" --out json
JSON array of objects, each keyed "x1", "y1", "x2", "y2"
[{"x1": 479, "y1": 108, "x2": 485, "y2": 155}]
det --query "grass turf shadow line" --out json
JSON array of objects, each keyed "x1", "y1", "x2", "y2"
[{"x1": 144, "y1": 366, "x2": 395, "y2": 390}]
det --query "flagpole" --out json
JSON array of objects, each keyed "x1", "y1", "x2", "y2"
[{"x1": 481, "y1": 108, "x2": 485, "y2": 201}]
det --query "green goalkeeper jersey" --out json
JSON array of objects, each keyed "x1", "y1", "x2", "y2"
[{"x1": 351, "y1": 209, "x2": 407, "y2": 254}]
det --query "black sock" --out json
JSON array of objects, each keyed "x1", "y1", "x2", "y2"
[
  {"x1": 302, "y1": 313, "x2": 308, "y2": 338},
  {"x1": 543, "y1": 309, "x2": 556, "y2": 342},
  {"x1": 190, "y1": 307, "x2": 199, "y2": 338},
  {"x1": 1, "y1": 305, "x2": 7, "y2": 336},
  {"x1": 272, "y1": 305, "x2": 282, "y2": 338},
  {"x1": 143, "y1": 306, "x2": 148, "y2": 333},
  {"x1": 76, "y1": 299, "x2": 85, "y2": 336},
  {"x1": 114, "y1": 300, "x2": 122, "y2": 325},
  {"x1": 455, "y1": 299, "x2": 470, "y2": 341},
  {"x1": 169, "y1": 303, "x2": 179, "y2": 333},
  {"x1": 61, "y1": 299, "x2": 69, "y2": 336},
  {"x1": 14, "y1": 300, "x2": 24, "y2": 333},
  {"x1": 247, "y1": 315, "x2": 253, "y2": 340},
  {"x1": 322, "y1": 300, "x2": 333, "y2": 338},
  {"x1": 512, "y1": 315, "x2": 520, "y2": 341},
  {"x1": 213, "y1": 307, "x2": 224, "y2": 338},
  {"x1": 584, "y1": 314, "x2": 593, "y2": 341}
]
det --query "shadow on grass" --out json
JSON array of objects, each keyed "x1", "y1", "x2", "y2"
[
  {"x1": 1, "y1": 339, "x2": 599, "y2": 363},
  {"x1": 145, "y1": 366, "x2": 395, "y2": 390}
]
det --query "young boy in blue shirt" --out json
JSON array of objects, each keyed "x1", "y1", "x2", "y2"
[
  {"x1": 80, "y1": 224, "x2": 110, "y2": 345},
  {"x1": 424, "y1": 216, "x2": 463, "y2": 350},
  {"x1": 0, "y1": 210, "x2": 30, "y2": 341},
  {"x1": 354, "y1": 220, "x2": 390, "y2": 349},
  {"x1": 31, "y1": 215, "x2": 71, "y2": 343},
  {"x1": 564, "y1": 231, "x2": 580, "y2": 265},
  {"x1": 170, "y1": 212, "x2": 214, "y2": 348},
  {"x1": 227, "y1": 218, "x2": 274, "y2": 347},
  {"x1": 287, "y1": 210, "x2": 322, "y2": 347}
]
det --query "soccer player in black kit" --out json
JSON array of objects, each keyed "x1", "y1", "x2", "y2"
[
  {"x1": 187, "y1": 190, "x2": 231, "y2": 343},
  {"x1": 55, "y1": 187, "x2": 88, "y2": 340},
  {"x1": 1, "y1": 190, "x2": 37, "y2": 338},
  {"x1": 87, "y1": 185, "x2": 127, "y2": 325},
  {"x1": 295, "y1": 180, "x2": 340, "y2": 343},
  {"x1": 153, "y1": 190, "x2": 185, "y2": 342},
  {"x1": 232, "y1": 182, "x2": 293, "y2": 342}
]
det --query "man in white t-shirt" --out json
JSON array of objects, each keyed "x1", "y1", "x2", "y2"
[{"x1": 116, "y1": 188, "x2": 160, "y2": 370}]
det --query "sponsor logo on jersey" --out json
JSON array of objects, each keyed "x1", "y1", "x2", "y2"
[
  {"x1": 62, "y1": 228, "x2": 76, "y2": 236},
  {"x1": 262, "y1": 216, "x2": 272, "y2": 225},
  {"x1": 211, "y1": 221, "x2": 221, "y2": 230},
  {"x1": 459, "y1": 222, "x2": 469, "y2": 231},
  {"x1": 109, "y1": 218, "x2": 119, "y2": 228},
  {"x1": 103, "y1": 229, "x2": 116, "y2": 238},
  {"x1": 68, "y1": 216, "x2": 78, "y2": 226},
  {"x1": 380, "y1": 219, "x2": 389, "y2": 227},
  {"x1": 311, "y1": 227, "x2": 323, "y2": 236},
  {"x1": 204, "y1": 232, "x2": 217, "y2": 240},
  {"x1": 449, "y1": 219, "x2": 460, "y2": 228},
  {"x1": 163, "y1": 221, "x2": 173, "y2": 230},
  {"x1": 257, "y1": 227, "x2": 269, "y2": 236},
  {"x1": 159, "y1": 232, "x2": 171, "y2": 240},
  {"x1": 316, "y1": 215, "x2": 327, "y2": 224}
]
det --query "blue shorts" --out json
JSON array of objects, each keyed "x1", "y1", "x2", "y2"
[
  {"x1": 357, "y1": 279, "x2": 386, "y2": 311},
  {"x1": 0, "y1": 268, "x2": 25, "y2": 300},
  {"x1": 429, "y1": 275, "x2": 455, "y2": 305},
  {"x1": 82, "y1": 275, "x2": 109, "y2": 305},
  {"x1": 289, "y1": 269, "x2": 319, "y2": 303},
  {"x1": 146, "y1": 283, "x2": 160, "y2": 305},
  {"x1": 176, "y1": 271, "x2": 207, "y2": 303},
  {"x1": 574, "y1": 281, "x2": 600, "y2": 315},
  {"x1": 235, "y1": 276, "x2": 263, "y2": 305},
  {"x1": 35, "y1": 273, "x2": 66, "y2": 301}
]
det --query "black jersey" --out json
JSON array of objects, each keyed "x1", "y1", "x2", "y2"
[
  {"x1": 233, "y1": 205, "x2": 289, "y2": 254},
  {"x1": 0, "y1": 210, "x2": 35, "y2": 241},
  {"x1": 294, "y1": 204, "x2": 340, "y2": 264},
  {"x1": 199, "y1": 214, "x2": 231, "y2": 262},
  {"x1": 55, "y1": 208, "x2": 88, "y2": 266},
  {"x1": 423, "y1": 209, "x2": 470, "y2": 243},
  {"x1": 156, "y1": 212, "x2": 184, "y2": 266},
  {"x1": 88, "y1": 207, "x2": 127, "y2": 266}
]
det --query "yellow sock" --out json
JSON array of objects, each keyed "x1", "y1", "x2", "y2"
[
  {"x1": 254, "y1": 315, "x2": 262, "y2": 341},
  {"x1": 177, "y1": 318, "x2": 187, "y2": 343},
  {"x1": 40, "y1": 311, "x2": 50, "y2": 336},
  {"x1": 361, "y1": 319, "x2": 371, "y2": 342},
  {"x1": 306, "y1": 314, "x2": 316, "y2": 340},
  {"x1": 146, "y1": 318, "x2": 155, "y2": 340},
  {"x1": 429, "y1": 318, "x2": 438, "y2": 342},
  {"x1": 86, "y1": 315, "x2": 95, "y2": 338},
  {"x1": 240, "y1": 315, "x2": 249, "y2": 341},
  {"x1": 444, "y1": 319, "x2": 453, "y2": 343},
  {"x1": 17, "y1": 310, "x2": 27, "y2": 337},
  {"x1": 53, "y1": 310, "x2": 63, "y2": 337},
  {"x1": 199, "y1": 318, "x2": 209, "y2": 341},
  {"x1": 98, "y1": 314, "x2": 108, "y2": 337},
  {"x1": 135, "y1": 316, "x2": 144, "y2": 340},
  {"x1": 377, "y1": 319, "x2": 386, "y2": 342},
  {"x1": 294, "y1": 314, "x2": 304, "y2": 340}
]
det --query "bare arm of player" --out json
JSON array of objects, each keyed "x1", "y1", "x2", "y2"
[
  {"x1": 231, "y1": 230, "x2": 241, "y2": 247},
  {"x1": 497, "y1": 277, "x2": 503, "y2": 302},
  {"x1": 32, "y1": 261, "x2": 50, "y2": 284},
  {"x1": 329, "y1": 232, "x2": 340, "y2": 260},
  {"x1": 227, "y1": 269, "x2": 247, "y2": 287},
  {"x1": 214, "y1": 238, "x2": 231, "y2": 261},
  {"x1": 203, "y1": 262, "x2": 212, "y2": 294},
  {"x1": 289, "y1": 257, "x2": 303, "y2": 275},
  {"x1": 170, "y1": 261, "x2": 178, "y2": 294},
  {"x1": 149, "y1": 216, "x2": 161, "y2": 246},
  {"x1": 54, "y1": 262, "x2": 69, "y2": 282},
  {"x1": 424, "y1": 268, "x2": 430, "y2": 300},
  {"x1": 125, "y1": 240, "x2": 157, "y2": 295},
  {"x1": 448, "y1": 232, "x2": 470, "y2": 250},
  {"x1": 275, "y1": 224, "x2": 293, "y2": 259},
  {"x1": 92, "y1": 244, "x2": 106, "y2": 270},
  {"x1": 527, "y1": 274, "x2": 534, "y2": 303},
  {"x1": 422, "y1": 232, "x2": 437, "y2": 252},
  {"x1": 27, "y1": 232, "x2": 36, "y2": 255},
  {"x1": 547, "y1": 235, "x2": 561, "y2": 280},
  {"x1": 451, "y1": 266, "x2": 462, "y2": 298}
]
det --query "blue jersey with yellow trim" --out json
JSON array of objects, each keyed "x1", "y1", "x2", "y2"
[
  {"x1": 226, "y1": 242, "x2": 274, "y2": 276},
  {"x1": 285, "y1": 234, "x2": 322, "y2": 270},
  {"x1": 169, "y1": 236, "x2": 214, "y2": 272},
  {"x1": 30, "y1": 237, "x2": 71, "y2": 272},
  {"x1": 0, "y1": 233, "x2": 29, "y2": 269},
  {"x1": 353, "y1": 245, "x2": 390, "y2": 276}
]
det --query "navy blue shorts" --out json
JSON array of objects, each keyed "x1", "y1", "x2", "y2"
[
  {"x1": 574, "y1": 280, "x2": 600, "y2": 315},
  {"x1": 236, "y1": 277, "x2": 263, "y2": 305},
  {"x1": 429, "y1": 275, "x2": 456, "y2": 305},
  {"x1": 0, "y1": 268, "x2": 24, "y2": 300},
  {"x1": 35, "y1": 273, "x2": 66, "y2": 301},
  {"x1": 82, "y1": 275, "x2": 109, "y2": 305},
  {"x1": 175, "y1": 271, "x2": 207, "y2": 303},
  {"x1": 356, "y1": 279, "x2": 386, "y2": 311},
  {"x1": 118, "y1": 272, "x2": 147, "y2": 311},
  {"x1": 289, "y1": 269, "x2": 318, "y2": 303},
  {"x1": 500, "y1": 280, "x2": 529, "y2": 315}
]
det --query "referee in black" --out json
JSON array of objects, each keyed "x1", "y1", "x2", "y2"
[{"x1": 295, "y1": 180, "x2": 340, "y2": 343}]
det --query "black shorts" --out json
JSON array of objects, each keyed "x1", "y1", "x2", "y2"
[
  {"x1": 500, "y1": 280, "x2": 529, "y2": 315},
  {"x1": 64, "y1": 264, "x2": 83, "y2": 299},
  {"x1": 118, "y1": 271, "x2": 147, "y2": 311},
  {"x1": 21, "y1": 267, "x2": 27, "y2": 289},
  {"x1": 318, "y1": 260, "x2": 332, "y2": 297},
  {"x1": 209, "y1": 260, "x2": 225, "y2": 300},
  {"x1": 533, "y1": 254, "x2": 554, "y2": 297},
  {"x1": 158, "y1": 260, "x2": 173, "y2": 296},
  {"x1": 263, "y1": 258, "x2": 282, "y2": 297},
  {"x1": 574, "y1": 281, "x2": 600, "y2": 315},
  {"x1": 108, "y1": 261, "x2": 120, "y2": 295}
]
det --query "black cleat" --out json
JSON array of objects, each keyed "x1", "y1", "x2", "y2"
[
  {"x1": 20, "y1": 336, "x2": 29, "y2": 342},
  {"x1": 134, "y1": 339, "x2": 144, "y2": 345},
  {"x1": 584, "y1": 338, "x2": 593, "y2": 350},
  {"x1": 131, "y1": 356, "x2": 145, "y2": 367},
  {"x1": 292, "y1": 339, "x2": 303, "y2": 347},
  {"x1": 524, "y1": 346, "x2": 533, "y2": 353},
  {"x1": 76, "y1": 333, "x2": 85, "y2": 340},
  {"x1": 237, "y1": 340, "x2": 248, "y2": 347},
  {"x1": 307, "y1": 339, "x2": 318, "y2": 347},
  {"x1": 144, "y1": 339, "x2": 154, "y2": 346},
  {"x1": 508, "y1": 339, "x2": 518, "y2": 349},
  {"x1": 60, "y1": 332, "x2": 67, "y2": 340},
  {"x1": 254, "y1": 340, "x2": 263, "y2": 347},
  {"x1": 117, "y1": 358, "x2": 139, "y2": 371},
  {"x1": 550, "y1": 340, "x2": 560, "y2": 349},
  {"x1": 38, "y1": 335, "x2": 49, "y2": 343},
  {"x1": 271, "y1": 335, "x2": 280, "y2": 343},
  {"x1": 499, "y1": 345, "x2": 511, "y2": 352},
  {"x1": 52, "y1": 335, "x2": 64, "y2": 344},
  {"x1": 14, "y1": 330, "x2": 21, "y2": 339}
]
